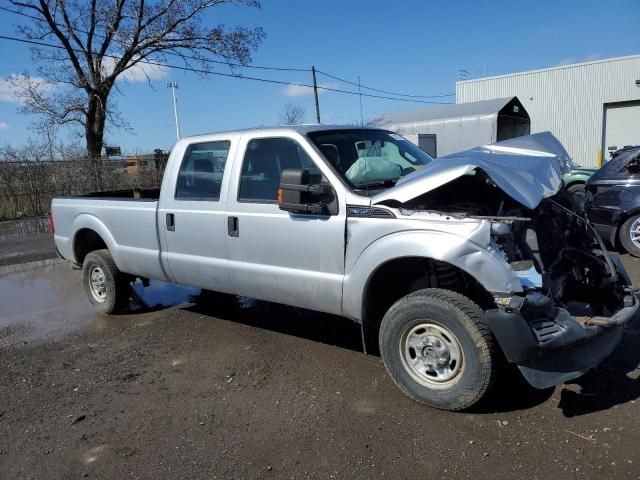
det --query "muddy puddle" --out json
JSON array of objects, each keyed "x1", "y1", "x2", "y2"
[{"x1": 0, "y1": 260, "x2": 199, "y2": 345}]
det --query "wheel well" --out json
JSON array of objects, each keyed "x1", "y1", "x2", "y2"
[
  {"x1": 74, "y1": 229, "x2": 107, "y2": 264},
  {"x1": 361, "y1": 257, "x2": 495, "y2": 354},
  {"x1": 565, "y1": 180, "x2": 586, "y2": 188}
]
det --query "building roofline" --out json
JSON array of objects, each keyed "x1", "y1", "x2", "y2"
[
  {"x1": 456, "y1": 53, "x2": 640, "y2": 85},
  {"x1": 373, "y1": 97, "x2": 522, "y2": 125}
]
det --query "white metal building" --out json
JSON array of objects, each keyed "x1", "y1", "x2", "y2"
[
  {"x1": 457, "y1": 54, "x2": 640, "y2": 168},
  {"x1": 373, "y1": 97, "x2": 530, "y2": 157}
]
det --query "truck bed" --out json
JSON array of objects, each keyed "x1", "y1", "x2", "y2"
[
  {"x1": 69, "y1": 187, "x2": 161, "y2": 200},
  {"x1": 52, "y1": 193, "x2": 167, "y2": 282}
]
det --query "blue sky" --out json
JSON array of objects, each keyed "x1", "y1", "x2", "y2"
[{"x1": 0, "y1": 0, "x2": 639, "y2": 154}]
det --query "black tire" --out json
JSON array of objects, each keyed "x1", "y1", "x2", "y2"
[
  {"x1": 619, "y1": 215, "x2": 640, "y2": 257},
  {"x1": 82, "y1": 249, "x2": 130, "y2": 314},
  {"x1": 565, "y1": 183, "x2": 586, "y2": 211},
  {"x1": 566, "y1": 182, "x2": 586, "y2": 194},
  {"x1": 379, "y1": 288, "x2": 497, "y2": 411}
]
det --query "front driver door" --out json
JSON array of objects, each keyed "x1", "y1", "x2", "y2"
[{"x1": 225, "y1": 133, "x2": 346, "y2": 315}]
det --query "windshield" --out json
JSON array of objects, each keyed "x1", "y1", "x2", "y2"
[
  {"x1": 307, "y1": 129, "x2": 433, "y2": 194},
  {"x1": 591, "y1": 147, "x2": 640, "y2": 181}
]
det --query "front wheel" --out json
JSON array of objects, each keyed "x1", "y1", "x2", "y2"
[
  {"x1": 619, "y1": 215, "x2": 640, "y2": 257},
  {"x1": 82, "y1": 249, "x2": 130, "y2": 314},
  {"x1": 379, "y1": 289, "x2": 497, "y2": 411}
]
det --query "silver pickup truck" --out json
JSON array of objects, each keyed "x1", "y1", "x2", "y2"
[{"x1": 52, "y1": 125, "x2": 638, "y2": 410}]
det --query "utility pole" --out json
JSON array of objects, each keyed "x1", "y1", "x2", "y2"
[
  {"x1": 357, "y1": 75, "x2": 364, "y2": 127},
  {"x1": 311, "y1": 66, "x2": 321, "y2": 123},
  {"x1": 167, "y1": 81, "x2": 181, "y2": 140}
]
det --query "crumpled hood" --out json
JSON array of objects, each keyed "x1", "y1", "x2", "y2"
[{"x1": 372, "y1": 132, "x2": 571, "y2": 210}]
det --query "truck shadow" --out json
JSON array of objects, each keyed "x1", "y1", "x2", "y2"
[
  {"x1": 185, "y1": 291, "x2": 640, "y2": 416},
  {"x1": 186, "y1": 291, "x2": 364, "y2": 353},
  {"x1": 556, "y1": 316, "x2": 640, "y2": 417},
  {"x1": 469, "y1": 365, "x2": 556, "y2": 413}
]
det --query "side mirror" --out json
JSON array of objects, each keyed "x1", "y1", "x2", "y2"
[{"x1": 278, "y1": 168, "x2": 337, "y2": 215}]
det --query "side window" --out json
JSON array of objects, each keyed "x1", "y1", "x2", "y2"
[
  {"x1": 175, "y1": 141, "x2": 231, "y2": 200},
  {"x1": 623, "y1": 154, "x2": 640, "y2": 176},
  {"x1": 238, "y1": 137, "x2": 324, "y2": 203}
]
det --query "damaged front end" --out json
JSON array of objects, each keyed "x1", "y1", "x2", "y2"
[
  {"x1": 374, "y1": 133, "x2": 639, "y2": 389},
  {"x1": 485, "y1": 196, "x2": 638, "y2": 388}
]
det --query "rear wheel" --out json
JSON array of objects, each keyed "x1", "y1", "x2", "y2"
[
  {"x1": 82, "y1": 249, "x2": 129, "y2": 314},
  {"x1": 379, "y1": 289, "x2": 497, "y2": 410},
  {"x1": 619, "y1": 215, "x2": 640, "y2": 257}
]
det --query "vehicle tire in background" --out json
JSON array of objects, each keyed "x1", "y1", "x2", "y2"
[
  {"x1": 619, "y1": 215, "x2": 640, "y2": 257},
  {"x1": 566, "y1": 182, "x2": 586, "y2": 194},
  {"x1": 379, "y1": 289, "x2": 497, "y2": 411},
  {"x1": 566, "y1": 183, "x2": 586, "y2": 210},
  {"x1": 82, "y1": 249, "x2": 130, "y2": 314}
]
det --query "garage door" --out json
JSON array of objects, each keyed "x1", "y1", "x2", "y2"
[
  {"x1": 418, "y1": 134, "x2": 437, "y2": 158},
  {"x1": 604, "y1": 102, "x2": 640, "y2": 160}
]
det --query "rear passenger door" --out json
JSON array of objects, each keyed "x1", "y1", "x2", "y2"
[
  {"x1": 225, "y1": 133, "x2": 346, "y2": 315},
  {"x1": 159, "y1": 138, "x2": 236, "y2": 293}
]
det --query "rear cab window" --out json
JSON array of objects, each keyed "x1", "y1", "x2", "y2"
[{"x1": 175, "y1": 141, "x2": 231, "y2": 200}]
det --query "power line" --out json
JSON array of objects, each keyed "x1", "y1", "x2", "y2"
[
  {"x1": 316, "y1": 69, "x2": 455, "y2": 99},
  {"x1": 0, "y1": 5, "x2": 310, "y2": 73},
  {"x1": 1, "y1": 5, "x2": 455, "y2": 100},
  {"x1": 0, "y1": 34, "x2": 454, "y2": 104}
]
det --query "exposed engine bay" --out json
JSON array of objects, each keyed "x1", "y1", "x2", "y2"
[{"x1": 397, "y1": 170, "x2": 630, "y2": 318}]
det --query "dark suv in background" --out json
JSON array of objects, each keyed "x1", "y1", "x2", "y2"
[{"x1": 585, "y1": 146, "x2": 640, "y2": 256}]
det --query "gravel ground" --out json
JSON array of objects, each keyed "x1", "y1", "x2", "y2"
[{"x1": 1, "y1": 247, "x2": 640, "y2": 479}]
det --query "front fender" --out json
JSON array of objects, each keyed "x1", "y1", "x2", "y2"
[{"x1": 342, "y1": 229, "x2": 521, "y2": 321}]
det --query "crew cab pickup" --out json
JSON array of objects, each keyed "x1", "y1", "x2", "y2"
[{"x1": 52, "y1": 126, "x2": 638, "y2": 410}]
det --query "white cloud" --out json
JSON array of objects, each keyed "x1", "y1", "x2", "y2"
[
  {"x1": 284, "y1": 82, "x2": 339, "y2": 97},
  {"x1": 556, "y1": 58, "x2": 575, "y2": 66},
  {"x1": 0, "y1": 122, "x2": 8, "y2": 130},
  {"x1": 0, "y1": 60, "x2": 167, "y2": 105},
  {"x1": 556, "y1": 52, "x2": 602, "y2": 66},
  {"x1": 103, "y1": 56, "x2": 169, "y2": 82},
  {"x1": 584, "y1": 52, "x2": 602, "y2": 62},
  {"x1": 285, "y1": 83, "x2": 314, "y2": 97},
  {"x1": 0, "y1": 75, "x2": 56, "y2": 104},
  {"x1": 0, "y1": 79, "x2": 15, "y2": 103}
]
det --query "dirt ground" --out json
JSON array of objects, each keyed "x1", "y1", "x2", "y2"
[{"x1": 1, "y1": 248, "x2": 640, "y2": 479}]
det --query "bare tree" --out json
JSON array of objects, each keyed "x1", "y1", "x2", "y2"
[
  {"x1": 279, "y1": 102, "x2": 305, "y2": 125},
  {"x1": 8, "y1": 0, "x2": 265, "y2": 158}
]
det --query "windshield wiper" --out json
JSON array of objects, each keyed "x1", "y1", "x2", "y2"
[{"x1": 354, "y1": 178, "x2": 398, "y2": 189}]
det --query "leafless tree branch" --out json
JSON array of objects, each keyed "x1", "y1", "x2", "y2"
[{"x1": 7, "y1": 0, "x2": 265, "y2": 157}]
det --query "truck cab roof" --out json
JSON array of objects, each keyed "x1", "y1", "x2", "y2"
[{"x1": 179, "y1": 124, "x2": 387, "y2": 143}]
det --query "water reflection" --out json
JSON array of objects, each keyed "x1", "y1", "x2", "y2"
[{"x1": 0, "y1": 260, "x2": 198, "y2": 345}]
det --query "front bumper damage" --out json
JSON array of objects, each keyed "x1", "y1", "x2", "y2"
[{"x1": 485, "y1": 288, "x2": 639, "y2": 389}]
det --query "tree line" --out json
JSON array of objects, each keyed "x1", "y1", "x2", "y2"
[{"x1": 0, "y1": 142, "x2": 163, "y2": 221}]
